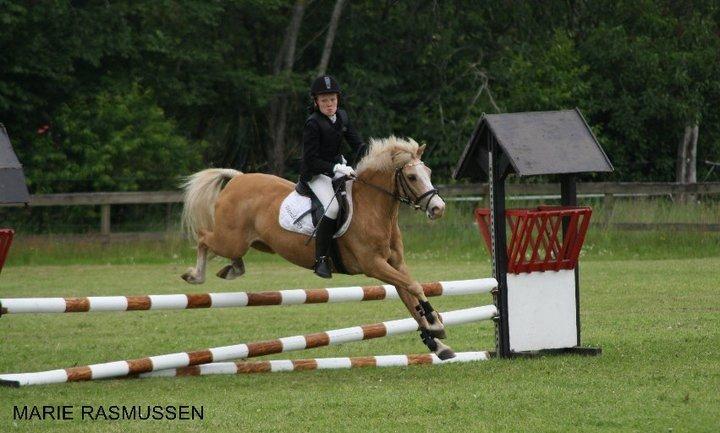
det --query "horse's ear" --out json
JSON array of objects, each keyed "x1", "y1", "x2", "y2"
[{"x1": 416, "y1": 144, "x2": 426, "y2": 158}]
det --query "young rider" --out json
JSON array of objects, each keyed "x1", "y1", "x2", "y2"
[{"x1": 300, "y1": 75, "x2": 367, "y2": 279}]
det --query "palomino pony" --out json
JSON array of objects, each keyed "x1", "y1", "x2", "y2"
[{"x1": 180, "y1": 136, "x2": 454, "y2": 359}]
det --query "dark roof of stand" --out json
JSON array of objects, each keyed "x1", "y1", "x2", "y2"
[
  {"x1": 452, "y1": 108, "x2": 613, "y2": 180},
  {"x1": 0, "y1": 124, "x2": 30, "y2": 204}
]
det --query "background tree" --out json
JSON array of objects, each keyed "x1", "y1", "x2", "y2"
[{"x1": 1, "y1": 0, "x2": 719, "y2": 192}]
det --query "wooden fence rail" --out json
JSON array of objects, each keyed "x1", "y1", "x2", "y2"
[
  {"x1": 2, "y1": 182, "x2": 719, "y2": 235},
  {"x1": 438, "y1": 181, "x2": 720, "y2": 196}
]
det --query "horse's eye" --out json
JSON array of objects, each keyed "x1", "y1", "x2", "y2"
[{"x1": 408, "y1": 175, "x2": 417, "y2": 181}]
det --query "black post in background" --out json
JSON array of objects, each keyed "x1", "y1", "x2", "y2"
[
  {"x1": 560, "y1": 174, "x2": 581, "y2": 346},
  {"x1": 490, "y1": 136, "x2": 510, "y2": 357}
]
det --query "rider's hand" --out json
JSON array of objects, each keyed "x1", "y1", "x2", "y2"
[{"x1": 333, "y1": 164, "x2": 357, "y2": 178}]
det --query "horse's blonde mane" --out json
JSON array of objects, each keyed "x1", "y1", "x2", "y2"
[{"x1": 357, "y1": 135, "x2": 420, "y2": 173}]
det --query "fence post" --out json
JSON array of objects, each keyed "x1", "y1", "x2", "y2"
[
  {"x1": 602, "y1": 193, "x2": 615, "y2": 228},
  {"x1": 165, "y1": 203, "x2": 173, "y2": 232},
  {"x1": 101, "y1": 204, "x2": 111, "y2": 235}
]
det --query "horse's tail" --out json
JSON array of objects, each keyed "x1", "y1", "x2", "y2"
[{"x1": 181, "y1": 168, "x2": 242, "y2": 242}]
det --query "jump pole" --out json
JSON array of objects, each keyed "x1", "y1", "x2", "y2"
[
  {"x1": 0, "y1": 305, "x2": 497, "y2": 387},
  {"x1": 140, "y1": 351, "x2": 492, "y2": 380},
  {"x1": 0, "y1": 278, "x2": 496, "y2": 316}
]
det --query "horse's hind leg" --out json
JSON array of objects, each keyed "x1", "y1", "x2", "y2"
[
  {"x1": 182, "y1": 241, "x2": 209, "y2": 284},
  {"x1": 217, "y1": 258, "x2": 245, "y2": 280},
  {"x1": 206, "y1": 228, "x2": 250, "y2": 280}
]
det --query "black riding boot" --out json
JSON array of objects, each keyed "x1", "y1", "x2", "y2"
[{"x1": 313, "y1": 217, "x2": 336, "y2": 279}]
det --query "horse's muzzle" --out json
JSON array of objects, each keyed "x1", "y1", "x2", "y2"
[{"x1": 426, "y1": 196, "x2": 446, "y2": 220}]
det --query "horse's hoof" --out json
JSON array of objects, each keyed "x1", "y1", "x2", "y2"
[
  {"x1": 436, "y1": 347, "x2": 456, "y2": 360},
  {"x1": 420, "y1": 329, "x2": 452, "y2": 358},
  {"x1": 181, "y1": 269, "x2": 204, "y2": 284},
  {"x1": 432, "y1": 339, "x2": 455, "y2": 360},
  {"x1": 216, "y1": 263, "x2": 244, "y2": 280},
  {"x1": 216, "y1": 266, "x2": 231, "y2": 279}
]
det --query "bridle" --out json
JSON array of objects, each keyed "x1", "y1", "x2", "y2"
[{"x1": 355, "y1": 161, "x2": 440, "y2": 211}]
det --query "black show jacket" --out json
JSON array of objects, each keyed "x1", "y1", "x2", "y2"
[{"x1": 300, "y1": 109, "x2": 366, "y2": 182}]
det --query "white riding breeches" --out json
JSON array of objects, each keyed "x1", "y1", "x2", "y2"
[{"x1": 308, "y1": 174, "x2": 341, "y2": 219}]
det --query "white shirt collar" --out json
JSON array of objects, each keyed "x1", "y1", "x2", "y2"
[{"x1": 328, "y1": 113, "x2": 337, "y2": 123}]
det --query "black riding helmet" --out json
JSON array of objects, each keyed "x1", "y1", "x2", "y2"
[{"x1": 310, "y1": 75, "x2": 341, "y2": 96}]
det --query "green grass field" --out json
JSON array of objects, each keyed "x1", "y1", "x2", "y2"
[{"x1": 0, "y1": 201, "x2": 719, "y2": 432}]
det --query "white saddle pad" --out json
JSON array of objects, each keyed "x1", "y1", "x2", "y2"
[{"x1": 279, "y1": 180, "x2": 354, "y2": 238}]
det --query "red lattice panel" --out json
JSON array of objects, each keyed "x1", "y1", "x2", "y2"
[
  {"x1": 0, "y1": 229, "x2": 14, "y2": 273},
  {"x1": 474, "y1": 206, "x2": 592, "y2": 274}
]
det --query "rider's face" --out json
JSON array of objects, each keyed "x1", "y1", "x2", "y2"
[{"x1": 315, "y1": 93, "x2": 338, "y2": 117}]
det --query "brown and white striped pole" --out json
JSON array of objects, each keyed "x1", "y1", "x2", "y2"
[
  {"x1": 0, "y1": 278, "x2": 496, "y2": 315},
  {"x1": 0, "y1": 305, "x2": 497, "y2": 387},
  {"x1": 141, "y1": 351, "x2": 492, "y2": 379}
]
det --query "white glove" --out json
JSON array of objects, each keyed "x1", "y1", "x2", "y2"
[{"x1": 333, "y1": 163, "x2": 357, "y2": 178}]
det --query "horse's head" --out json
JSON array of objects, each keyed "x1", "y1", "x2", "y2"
[
  {"x1": 358, "y1": 136, "x2": 446, "y2": 220},
  {"x1": 394, "y1": 143, "x2": 446, "y2": 220}
]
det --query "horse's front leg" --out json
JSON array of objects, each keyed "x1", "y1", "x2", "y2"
[
  {"x1": 390, "y1": 260, "x2": 446, "y2": 339},
  {"x1": 386, "y1": 231, "x2": 446, "y2": 339},
  {"x1": 363, "y1": 256, "x2": 455, "y2": 360}
]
